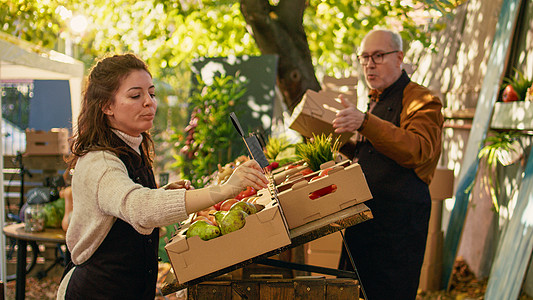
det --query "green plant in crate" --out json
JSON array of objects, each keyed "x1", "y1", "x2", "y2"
[
  {"x1": 478, "y1": 131, "x2": 525, "y2": 213},
  {"x1": 264, "y1": 135, "x2": 299, "y2": 167},
  {"x1": 170, "y1": 74, "x2": 248, "y2": 188},
  {"x1": 295, "y1": 133, "x2": 340, "y2": 172}
]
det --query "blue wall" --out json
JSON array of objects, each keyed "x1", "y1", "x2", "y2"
[{"x1": 29, "y1": 80, "x2": 72, "y2": 131}]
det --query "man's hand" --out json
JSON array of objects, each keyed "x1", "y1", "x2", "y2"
[
  {"x1": 162, "y1": 180, "x2": 194, "y2": 190},
  {"x1": 332, "y1": 95, "x2": 366, "y2": 133}
]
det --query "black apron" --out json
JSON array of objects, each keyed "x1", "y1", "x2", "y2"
[
  {"x1": 63, "y1": 135, "x2": 159, "y2": 299},
  {"x1": 339, "y1": 72, "x2": 431, "y2": 300}
]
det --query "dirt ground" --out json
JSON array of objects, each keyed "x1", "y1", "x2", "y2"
[{"x1": 4, "y1": 260, "x2": 533, "y2": 299}]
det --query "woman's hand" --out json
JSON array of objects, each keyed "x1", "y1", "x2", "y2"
[
  {"x1": 222, "y1": 160, "x2": 268, "y2": 198},
  {"x1": 162, "y1": 180, "x2": 194, "y2": 190}
]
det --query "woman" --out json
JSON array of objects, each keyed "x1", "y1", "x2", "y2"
[{"x1": 57, "y1": 54, "x2": 267, "y2": 299}]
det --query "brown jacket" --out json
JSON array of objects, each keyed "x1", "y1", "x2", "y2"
[{"x1": 359, "y1": 81, "x2": 444, "y2": 185}]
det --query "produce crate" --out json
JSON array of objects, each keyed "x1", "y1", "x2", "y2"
[
  {"x1": 165, "y1": 200, "x2": 291, "y2": 285},
  {"x1": 276, "y1": 161, "x2": 372, "y2": 229},
  {"x1": 187, "y1": 278, "x2": 360, "y2": 300},
  {"x1": 288, "y1": 89, "x2": 353, "y2": 146},
  {"x1": 272, "y1": 163, "x2": 309, "y2": 185},
  {"x1": 275, "y1": 160, "x2": 351, "y2": 193},
  {"x1": 25, "y1": 128, "x2": 70, "y2": 155}
]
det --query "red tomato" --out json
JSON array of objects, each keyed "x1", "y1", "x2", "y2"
[
  {"x1": 309, "y1": 184, "x2": 337, "y2": 200},
  {"x1": 220, "y1": 199, "x2": 239, "y2": 211},
  {"x1": 299, "y1": 168, "x2": 314, "y2": 176},
  {"x1": 502, "y1": 85, "x2": 519, "y2": 102},
  {"x1": 309, "y1": 168, "x2": 333, "y2": 182},
  {"x1": 235, "y1": 186, "x2": 257, "y2": 200},
  {"x1": 266, "y1": 161, "x2": 279, "y2": 171}
]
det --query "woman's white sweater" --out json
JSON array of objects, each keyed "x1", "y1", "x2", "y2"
[{"x1": 66, "y1": 134, "x2": 188, "y2": 265}]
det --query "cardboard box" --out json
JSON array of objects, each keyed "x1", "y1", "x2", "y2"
[
  {"x1": 305, "y1": 231, "x2": 343, "y2": 253},
  {"x1": 272, "y1": 163, "x2": 310, "y2": 185},
  {"x1": 422, "y1": 231, "x2": 443, "y2": 264},
  {"x1": 419, "y1": 231, "x2": 443, "y2": 291},
  {"x1": 429, "y1": 200, "x2": 443, "y2": 234},
  {"x1": 419, "y1": 263, "x2": 443, "y2": 291},
  {"x1": 275, "y1": 160, "x2": 351, "y2": 193},
  {"x1": 305, "y1": 251, "x2": 342, "y2": 278},
  {"x1": 288, "y1": 89, "x2": 353, "y2": 146},
  {"x1": 165, "y1": 201, "x2": 291, "y2": 284},
  {"x1": 429, "y1": 168, "x2": 454, "y2": 200},
  {"x1": 25, "y1": 128, "x2": 69, "y2": 155},
  {"x1": 276, "y1": 162, "x2": 372, "y2": 229}
]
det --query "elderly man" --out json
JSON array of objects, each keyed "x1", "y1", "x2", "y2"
[{"x1": 332, "y1": 29, "x2": 443, "y2": 299}]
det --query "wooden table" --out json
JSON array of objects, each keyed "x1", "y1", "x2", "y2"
[
  {"x1": 162, "y1": 202, "x2": 373, "y2": 295},
  {"x1": 3, "y1": 223, "x2": 66, "y2": 300}
]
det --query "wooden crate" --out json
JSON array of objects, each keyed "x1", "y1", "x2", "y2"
[{"x1": 187, "y1": 278, "x2": 359, "y2": 300}]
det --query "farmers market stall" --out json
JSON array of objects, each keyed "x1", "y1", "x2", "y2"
[
  {"x1": 162, "y1": 201, "x2": 372, "y2": 296},
  {"x1": 163, "y1": 112, "x2": 374, "y2": 297}
]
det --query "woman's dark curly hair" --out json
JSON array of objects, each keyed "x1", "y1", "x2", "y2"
[{"x1": 67, "y1": 53, "x2": 155, "y2": 169}]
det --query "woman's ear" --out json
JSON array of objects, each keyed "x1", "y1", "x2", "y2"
[{"x1": 102, "y1": 104, "x2": 113, "y2": 116}]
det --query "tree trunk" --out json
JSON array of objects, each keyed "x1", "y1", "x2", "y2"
[{"x1": 240, "y1": 0, "x2": 321, "y2": 112}]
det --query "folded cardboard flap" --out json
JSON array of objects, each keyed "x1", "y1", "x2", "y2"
[
  {"x1": 255, "y1": 202, "x2": 280, "y2": 223},
  {"x1": 167, "y1": 231, "x2": 190, "y2": 254}
]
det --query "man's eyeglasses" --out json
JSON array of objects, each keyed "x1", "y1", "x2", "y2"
[{"x1": 357, "y1": 51, "x2": 399, "y2": 65}]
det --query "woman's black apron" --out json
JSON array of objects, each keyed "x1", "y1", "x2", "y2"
[
  {"x1": 338, "y1": 72, "x2": 431, "y2": 300},
  {"x1": 62, "y1": 135, "x2": 159, "y2": 299}
]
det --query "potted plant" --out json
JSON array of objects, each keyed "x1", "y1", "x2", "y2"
[
  {"x1": 478, "y1": 131, "x2": 526, "y2": 213},
  {"x1": 501, "y1": 69, "x2": 532, "y2": 102}
]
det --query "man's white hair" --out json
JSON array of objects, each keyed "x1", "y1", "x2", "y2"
[{"x1": 364, "y1": 29, "x2": 403, "y2": 51}]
